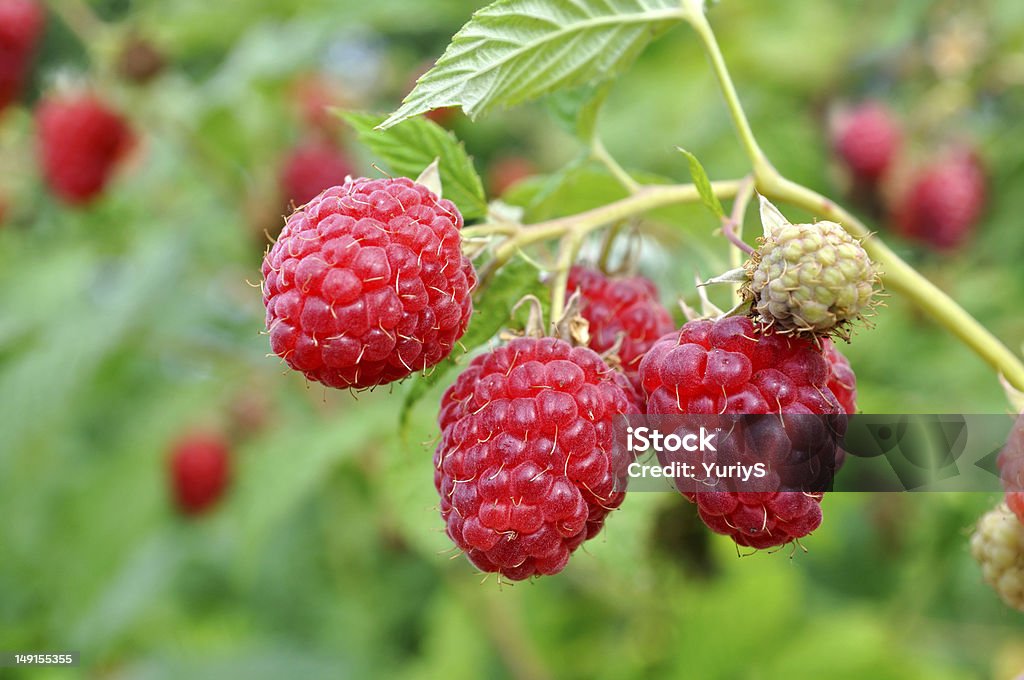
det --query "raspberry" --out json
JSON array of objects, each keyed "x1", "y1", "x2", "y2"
[
  {"x1": 35, "y1": 93, "x2": 135, "y2": 205},
  {"x1": 0, "y1": 0, "x2": 45, "y2": 112},
  {"x1": 638, "y1": 316, "x2": 844, "y2": 549},
  {"x1": 567, "y1": 265, "x2": 675, "y2": 391},
  {"x1": 434, "y1": 336, "x2": 635, "y2": 580},
  {"x1": 971, "y1": 503, "x2": 1024, "y2": 611},
  {"x1": 895, "y1": 148, "x2": 986, "y2": 251},
  {"x1": 262, "y1": 176, "x2": 476, "y2": 390},
  {"x1": 280, "y1": 139, "x2": 354, "y2": 208},
  {"x1": 169, "y1": 431, "x2": 231, "y2": 516},
  {"x1": 743, "y1": 211, "x2": 879, "y2": 338},
  {"x1": 823, "y1": 339, "x2": 857, "y2": 414},
  {"x1": 832, "y1": 102, "x2": 902, "y2": 183}
]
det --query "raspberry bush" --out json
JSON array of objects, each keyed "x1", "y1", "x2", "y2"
[{"x1": 5, "y1": 1, "x2": 1024, "y2": 675}]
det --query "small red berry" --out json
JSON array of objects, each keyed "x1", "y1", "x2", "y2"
[
  {"x1": 169, "y1": 432, "x2": 231, "y2": 516},
  {"x1": 832, "y1": 102, "x2": 902, "y2": 184},
  {"x1": 35, "y1": 93, "x2": 135, "y2": 205},
  {"x1": 895, "y1": 148, "x2": 986, "y2": 251},
  {"x1": 435, "y1": 336, "x2": 636, "y2": 580},
  {"x1": 262, "y1": 176, "x2": 476, "y2": 390},
  {"x1": 639, "y1": 316, "x2": 844, "y2": 549},
  {"x1": 0, "y1": 0, "x2": 45, "y2": 112},
  {"x1": 280, "y1": 139, "x2": 354, "y2": 208},
  {"x1": 567, "y1": 265, "x2": 674, "y2": 394}
]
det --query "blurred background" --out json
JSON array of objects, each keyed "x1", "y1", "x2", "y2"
[{"x1": 2, "y1": 0, "x2": 1024, "y2": 677}]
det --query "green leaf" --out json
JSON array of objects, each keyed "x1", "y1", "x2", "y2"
[
  {"x1": 379, "y1": 0, "x2": 687, "y2": 128},
  {"x1": 547, "y1": 81, "x2": 613, "y2": 142},
  {"x1": 342, "y1": 112, "x2": 488, "y2": 220},
  {"x1": 399, "y1": 258, "x2": 545, "y2": 431},
  {"x1": 677, "y1": 147, "x2": 725, "y2": 218}
]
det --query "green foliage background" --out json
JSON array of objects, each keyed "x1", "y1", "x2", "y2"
[{"x1": 2, "y1": 1, "x2": 1024, "y2": 678}]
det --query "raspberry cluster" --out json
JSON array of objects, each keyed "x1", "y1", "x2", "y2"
[
  {"x1": 36, "y1": 93, "x2": 135, "y2": 205},
  {"x1": 0, "y1": 0, "x2": 45, "y2": 113},
  {"x1": 169, "y1": 432, "x2": 232, "y2": 516},
  {"x1": 639, "y1": 316, "x2": 844, "y2": 549},
  {"x1": 434, "y1": 336, "x2": 635, "y2": 580},
  {"x1": 568, "y1": 266, "x2": 674, "y2": 391},
  {"x1": 262, "y1": 176, "x2": 476, "y2": 389},
  {"x1": 828, "y1": 100, "x2": 988, "y2": 253}
]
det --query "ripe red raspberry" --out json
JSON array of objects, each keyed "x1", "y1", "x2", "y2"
[
  {"x1": 638, "y1": 316, "x2": 843, "y2": 549},
  {"x1": 895, "y1": 148, "x2": 986, "y2": 251},
  {"x1": 262, "y1": 177, "x2": 476, "y2": 390},
  {"x1": 831, "y1": 102, "x2": 902, "y2": 183},
  {"x1": 0, "y1": 0, "x2": 45, "y2": 112},
  {"x1": 435, "y1": 336, "x2": 635, "y2": 580},
  {"x1": 823, "y1": 339, "x2": 857, "y2": 414},
  {"x1": 280, "y1": 139, "x2": 354, "y2": 208},
  {"x1": 35, "y1": 93, "x2": 135, "y2": 205},
  {"x1": 168, "y1": 432, "x2": 231, "y2": 516},
  {"x1": 568, "y1": 266, "x2": 674, "y2": 392}
]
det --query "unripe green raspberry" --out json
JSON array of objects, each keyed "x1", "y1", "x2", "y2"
[
  {"x1": 971, "y1": 503, "x2": 1024, "y2": 611},
  {"x1": 743, "y1": 197, "x2": 879, "y2": 338}
]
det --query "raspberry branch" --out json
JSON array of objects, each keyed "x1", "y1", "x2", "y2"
[{"x1": 681, "y1": 1, "x2": 1024, "y2": 392}]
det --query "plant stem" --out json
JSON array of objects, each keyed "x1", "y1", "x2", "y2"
[
  {"x1": 591, "y1": 138, "x2": 641, "y2": 194},
  {"x1": 724, "y1": 176, "x2": 755, "y2": 303},
  {"x1": 492, "y1": 180, "x2": 742, "y2": 265},
  {"x1": 684, "y1": 0, "x2": 1024, "y2": 392},
  {"x1": 683, "y1": 3, "x2": 774, "y2": 180},
  {"x1": 549, "y1": 229, "x2": 586, "y2": 327},
  {"x1": 761, "y1": 174, "x2": 1024, "y2": 390}
]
